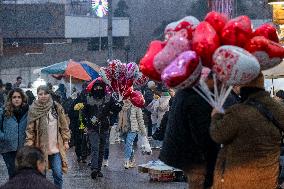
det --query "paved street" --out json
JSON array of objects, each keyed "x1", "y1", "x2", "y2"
[{"x1": 0, "y1": 144, "x2": 187, "y2": 189}]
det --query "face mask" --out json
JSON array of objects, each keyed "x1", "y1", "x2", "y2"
[{"x1": 92, "y1": 89, "x2": 105, "y2": 99}]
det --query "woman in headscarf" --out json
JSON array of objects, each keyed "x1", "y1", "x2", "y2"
[{"x1": 25, "y1": 85, "x2": 71, "y2": 189}]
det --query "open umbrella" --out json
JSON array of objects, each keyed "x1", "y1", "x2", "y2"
[{"x1": 41, "y1": 59, "x2": 92, "y2": 81}]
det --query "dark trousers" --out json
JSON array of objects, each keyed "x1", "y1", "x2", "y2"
[
  {"x1": 104, "y1": 129, "x2": 111, "y2": 160},
  {"x1": 88, "y1": 131, "x2": 108, "y2": 171},
  {"x1": 2, "y1": 151, "x2": 17, "y2": 178},
  {"x1": 145, "y1": 111, "x2": 152, "y2": 137},
  {"x1": 74, "y1": 130, "x2": 89, "y2": 160}
]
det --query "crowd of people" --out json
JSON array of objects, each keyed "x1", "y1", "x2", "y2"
[{"x1": 0, "y1": 72, "x2": 284, "y2": 189}]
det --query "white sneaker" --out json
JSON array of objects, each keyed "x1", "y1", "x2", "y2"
[
  {"x1": 129, "y1": 159, "x2": 136, "y2": 168},
  {"x1": 124, "y1": 161, "x2": 130, "y2": 169},
  {"x1": 103, "y1": 159, "x2": 109, "y2": 167}
]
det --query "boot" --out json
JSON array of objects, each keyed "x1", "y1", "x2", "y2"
[
  {"x1": 91, "y1": 171, "x2": 98, "y2": 179},
  {"x1": 124, "y1": 160, "x2": 130, "y2": 169}
]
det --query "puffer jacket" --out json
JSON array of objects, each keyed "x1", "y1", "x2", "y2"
[
  {"x1": 118, "y1": 105, "x2": 147, "y2": 136},
  {"x1": 211, "y1": 90, "x2": 284, "y2": 189},
  {"x1": 0, "y1": 106, "x2": 28, "y2": 154}
]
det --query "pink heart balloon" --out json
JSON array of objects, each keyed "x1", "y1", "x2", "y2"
[
  {"x1": 154, "y1": 33, "x2": 190, "y2": 74},
  {"x1": 162, "y1": 51, "x2": 202, "y2": 89},
  {"x1": 212, "y1": 45, "x2": 260, "y2": 85}
]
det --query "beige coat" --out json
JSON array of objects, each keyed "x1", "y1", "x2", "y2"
[
  {"x1": 118, "y1": 105, "x2": 147, "y2": 136},
  {"x1": 211, "y1": 91, "x2": 284, "y2": 189},
  {"x1": 25, "y1": 102, "x2": 71, "y2": 173}
]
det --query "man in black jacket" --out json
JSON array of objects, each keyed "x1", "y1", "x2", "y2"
[
  {"x1": 160, "y1": 74, "x2": 218, "y2": 189},
  {"x1": 0, "y1": 146, "x2": 57, "y2": 189},
  {"x1": 81, "y1": 78, "x2": 122, "y2": 179}
]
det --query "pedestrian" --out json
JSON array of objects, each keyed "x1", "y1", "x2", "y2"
[
  {"x1": 160, "y1": 71, "x2": 219, "y2": 189},
  {"x1": 210, "y1": 73, "x2": 284, "y2": 189},
  {"x1": 25, "y1": 85, "x2": 71, "y2": 189},
  {"x1": 0, "y1": 88, "x2": 29, "y2": 178},
  {"x1": 0, "y1": 146, "x2": 57, "y2": 189},
  {"x1": 117, "y1": 99, "x2": 147, "y2": 169},
  {"x1": 13, "y1": 76, "x2": 22, "y2": 89},
  {"x1": 55, "y1": 84, "x2": 67, "y2": 104},
  {"x1": 3, "y1": 83, "x2": 13, "y2": 103},
  {"x1": 143, "y1": 81, "x2": 156, "y2": 138},
  {"x1": 81, "y1": 78, "x2": 121, "y2": 179},
  {"x1": 25, "y1": 82, "x2": 35, "y2": 105}
]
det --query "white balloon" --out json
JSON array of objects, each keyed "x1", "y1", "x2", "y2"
[{"x1": 212, "y1": 45, "x2": 260, "y2": 85}]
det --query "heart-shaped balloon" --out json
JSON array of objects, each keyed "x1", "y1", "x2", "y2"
[
  {"x1": 192, "y1": 21, "x2": 220, "y2": 68},
  {"x1": 212, "y1": 45, "x2": 260, "y2": 85},
  {"x1": 205, "y1": 11, "x2": 228, "y2": 35},
  {"x1": 130, "y1": 90, "x2": 145, "y2": 108},
  {"x1": 140, "y1": 40, "x2": 165, "y2": 81},
  {"x1": 245, "y1": 36, "x2": 284, "y2": 70},
  {"x1": 221, "y1": 16, "x2": 252, "y2": 48},
  {"x1": 134, "y1": 72, "x2": 149, "y2": 88},
  {"x1": 174, "y1": 16, "x2": 200, "y2": 40},
  {"x1": 164, "y1": 21, "x2": 179, "y2": 40},
  {"x1": 154, "y1": 33, "x2": 190, "y2": 73},
  {"x1": 162, "y1": 51, "x2": 202, "y2": 89},
  {"x1": 253, "y1": 23, "x2": 279, "y2": 43}
]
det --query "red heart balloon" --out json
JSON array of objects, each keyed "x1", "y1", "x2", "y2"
[
  {"x1": 130, "y1": 90, "x2": 145, "y2": 108},
  {"x1": 205, "y1": 11, "x2": 228, "y2": 35},
  {"x1": 192, "y1": 21, "x2": 220, "y2": 68},
  {"x1": 245, "y1": 36, "x2": 284, "y2": 70},
  {"x1": 140, "y1": 40, "x2": 165, "y2": 81},
  {"x1": 161, "y1": 51, "x2": 201, "y2": 89},
  {"x1": 221, "y1": 16, "x2": 252, "y2": 48},
  {"x1": 253, "y1": 23, "x2": 279, "y2": 43}
]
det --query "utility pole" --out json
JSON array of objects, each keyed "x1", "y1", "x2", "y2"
[
  {"x1": 0, "y1": 0, "x2": 3, "y2": 56},
  {"x1": 107, "y1": 0, "x2": 113, "y2": 60}
]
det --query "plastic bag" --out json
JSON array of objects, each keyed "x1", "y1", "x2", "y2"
[{"x1": 139, "y1": 135, "x2": 152, "y2": 155}]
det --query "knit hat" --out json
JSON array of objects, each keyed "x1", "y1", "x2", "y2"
[
  {"x1": 276, "y1": 90, "x2": 284, "y2": 99},
  {"x1": 242, "y1": 73, "x2": 264, "y2": 89}
]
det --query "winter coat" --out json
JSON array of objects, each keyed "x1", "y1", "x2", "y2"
[
  {"x1": 210, "y1": 90, "x2": 284, "y2": 189},
  {"x1": 118, "y1": 104, "x2": 147, "y2": 136},
  {"x1": 25, "y1": 102, "x2": 71, "y2": 173},
  {"x1": 160, "y1": 88, "x2": 218, "y2": 187},
  {"x1": 146, "y1": 99, "x2": 159, "y2": 124},
  {"x1": 81, "y1": 95, "x2": 122, "y2": 133},
  {"x1": 0, "y1": 106, "x2": 29, "y2": 154},
  {"x1": 0, "y1": 169, "x2": 57, "y2": 189},
  {"x1": 156, "y1": 95, "x2": 171, "y2": 125}
]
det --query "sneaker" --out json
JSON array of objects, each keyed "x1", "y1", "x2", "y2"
[
  {"x1": 129, "y1": 159, "x2": 136, "y2": 168},
  {"x1": 124, "y1": 161, "x2": 130, "y2": 169},
  {"x1": 103, "y1": 159, "x2": 109, "y2": 167}
]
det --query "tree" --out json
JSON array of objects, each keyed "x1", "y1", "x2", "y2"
[{"x1": 114, "y1": 0, "x2": 129, "y2": 17}]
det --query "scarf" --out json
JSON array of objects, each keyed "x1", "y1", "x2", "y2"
[
  {"x1": 120, "y1": 102, "x2": 131, "y2": 133},
  {"x1": 28, "y1": 98, "x2": 53, "y2": 124}
]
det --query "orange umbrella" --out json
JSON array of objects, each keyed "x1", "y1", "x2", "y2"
[{"x1": 65, "y1": 60, "x2": 92, "y2": 81}]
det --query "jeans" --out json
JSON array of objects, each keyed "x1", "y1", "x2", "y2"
[
  {"x1": 48, "y1": 153, "x2": 63, "y2": 189},
  {"x1": 88, "y1": 131, "x2": 108, "y2": 171},
  {"x1": 2, "y1": 151, "x2": 17, "y2": 178},
  {"x1": 122, "y1": 132, "x2": 137, "y2": 160},
  {"x1": 104, "y1": 130, "x2": 110, "y2": 160}
]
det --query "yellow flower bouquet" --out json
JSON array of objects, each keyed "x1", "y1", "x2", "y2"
[{"x1": 74, "y1": 103, "x2": 84, "y2": 111}]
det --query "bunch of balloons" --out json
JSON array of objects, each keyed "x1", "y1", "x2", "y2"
[
  {"x1": 140, "y1": 11, "x2": 284, "y2": 112},
  {"x1": 99, "y1": 60, "x2": 148, "y2": 108}
]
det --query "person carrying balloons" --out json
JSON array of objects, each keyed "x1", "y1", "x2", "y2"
[
  {"x1": 117, "y1": 98, "x2": 148, "y2": 169},
  {"x1": 81, "y1": 78, "x2": 122, "y2": 180}
]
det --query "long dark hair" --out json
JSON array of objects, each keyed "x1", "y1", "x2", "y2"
[{"x1": 5, "y1": 88, "x2": 27, "y2": 117}]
